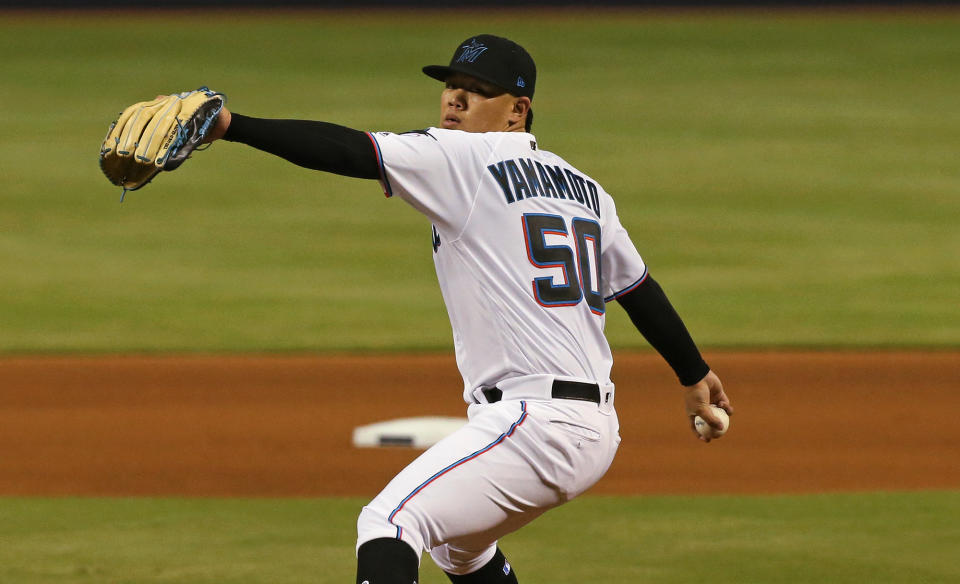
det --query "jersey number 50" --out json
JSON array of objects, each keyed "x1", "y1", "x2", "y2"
[{"x1": 522, "y1": 213, "x2": 604, "y2": 315}]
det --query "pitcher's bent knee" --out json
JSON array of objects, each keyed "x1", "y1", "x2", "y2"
[
  {"x1": 356, "y1": 504, "x2": 425, "y2": 558},
  {"x1": 430, "y1": 542, "x2": 498, "y2": 576}
]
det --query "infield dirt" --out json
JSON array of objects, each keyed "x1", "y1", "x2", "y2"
[{"x1": 1, "y1": 352, "x2": 957, "y2": 497}]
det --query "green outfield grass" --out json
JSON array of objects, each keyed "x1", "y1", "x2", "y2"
[
  {"x1": 1, "y1": 491, "x2": 957, "y2": 583},
  {"x1": 1, "y1": 10, "x2": 958, "y2": 352}
]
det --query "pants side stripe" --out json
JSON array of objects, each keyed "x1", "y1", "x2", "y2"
[{"x1": 388, "y1": 401, "x2": 528, "y2": 527}]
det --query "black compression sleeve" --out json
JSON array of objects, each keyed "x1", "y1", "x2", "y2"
[
  {"x1": 616, "y1": 275, "x2": 710, "y2": 386},
  {"x1": 222, "y1": 113, "x2": 380, "y2": 180}
]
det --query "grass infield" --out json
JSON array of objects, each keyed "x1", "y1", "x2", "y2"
[
  {"x1": 1, "y1": 10, "x2": 957, "y2": 352},
  {"x1": 1, "y1": 491, "x2": 958, "y2": 583}
]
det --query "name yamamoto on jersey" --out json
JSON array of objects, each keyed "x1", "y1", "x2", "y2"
[{"x1": 487, "y1": 158, "x2": 601, "y2": 217}]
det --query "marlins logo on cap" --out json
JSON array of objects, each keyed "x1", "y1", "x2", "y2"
[{"x1": 456, "y1": 39, "x2": 489, "y2": 64}]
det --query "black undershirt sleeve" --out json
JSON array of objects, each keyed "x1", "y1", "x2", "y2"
[
  {"x1": 616, "y1": 275, "x2": 710, "y2": 386},
  {"x1": 222, "y1": 113, "x2": 380, "y2": 180}
]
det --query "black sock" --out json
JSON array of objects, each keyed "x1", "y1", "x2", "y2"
[
  {"x1": 445, "y1": 548, "x2": 518, "y2": 583},
  {"x1": 356, "y1": 538, "x2": 419, "y2": 584}
]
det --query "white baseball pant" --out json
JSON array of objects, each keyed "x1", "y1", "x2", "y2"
[{"x1": 356, "y1": 391, "x2": 620, "y2": 575}]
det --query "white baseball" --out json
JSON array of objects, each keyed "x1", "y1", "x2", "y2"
[{"x1": 694, "y1": 405, "x2": 730, "y2": 439}]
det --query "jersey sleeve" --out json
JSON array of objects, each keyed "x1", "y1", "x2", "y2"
[
  {"x1": 600, "y1": 195, "x2": 649, "y2": 302},
  {"x1": 367, "y1": 129, "x2": 492, "y2": 233}
]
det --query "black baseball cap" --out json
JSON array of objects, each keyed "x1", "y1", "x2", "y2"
[{"x1": 423, "y1": 34, "x2": 536, "y2": 99}]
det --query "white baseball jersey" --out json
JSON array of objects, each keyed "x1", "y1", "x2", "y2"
[{"x1": 367, "y1": 128, "x2": 648, "y2": 403}]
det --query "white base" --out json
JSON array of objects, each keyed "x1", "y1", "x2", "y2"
[{"x1": 352, "y1": 416, "x2": 468, "y2": 449}]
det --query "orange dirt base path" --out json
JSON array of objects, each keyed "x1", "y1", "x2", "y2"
[{"x1": 1, "y1": 351, "x2": 957, "y2": 497}]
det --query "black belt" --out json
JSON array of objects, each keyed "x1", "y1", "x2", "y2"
[{"x1": 481, "y1": 379, "x2": 601, "y2": 405}]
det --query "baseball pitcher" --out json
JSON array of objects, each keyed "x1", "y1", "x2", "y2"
[{"x1": 100, "y1": 34, "x2": 733, "y2": 584}]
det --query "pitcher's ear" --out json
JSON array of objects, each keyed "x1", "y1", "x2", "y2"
[{"x1": 513, "y1": 96, "x2": 531, "y2": 116}]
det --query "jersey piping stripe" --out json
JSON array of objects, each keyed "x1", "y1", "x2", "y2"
[
  {"x1": 365, "y1": 132, "x2": 393, "y2": 198},
  {"x1": 387, "y1": 401, "x2": 529, "y2": 538},
  {"x1": 604, "y1": 267, "x2": 649, "y2": 302}
]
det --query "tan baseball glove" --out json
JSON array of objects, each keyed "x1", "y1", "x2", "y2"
[{"x1": 99, "y1": 87, "x2": 226, "y2": 197}]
